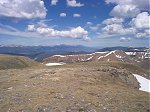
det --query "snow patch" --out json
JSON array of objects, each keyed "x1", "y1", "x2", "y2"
[
  {"x1": 98, "y1": 56, "x2": 104, "y2": 60},
  {"x1": 87, "y1": 56, "x2": 93, "y2": 61},
  {"x1": 133, "y1": 74, "x2": 150, "y2": 93},
  {"x1": 125, "y1": 52, "x2": 136, "y2": 55},
  {"x1": 98, "y1": 51, "x2": 119, "y2": 60},
  {"x1": 52, "y1": 55, "x2": 66, "y2": 58},
  {"x1": 115, "y1": 54, "x2": 122, "y2": 58},
  {"x1": 92, "y1": 52, "x2": 107, "y2": 54},
  {"x1": 45, "y1": 62, "x2": 65, "y2": 66},
  {"x1": 105, "y1": 51, "x2": 116, "y2": 57}
]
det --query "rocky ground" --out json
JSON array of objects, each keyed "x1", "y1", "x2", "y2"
[{"x1": 0, "y1": 62, "x2": 149, "y2": 112}]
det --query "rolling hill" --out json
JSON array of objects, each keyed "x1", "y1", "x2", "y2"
[{"x1": 0, "y1": 54, "x2": 41, "y2": 70}]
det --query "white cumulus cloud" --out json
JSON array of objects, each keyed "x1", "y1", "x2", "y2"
[
  {"x1": 102, "y1": 24, "x2": 126, "y2": 35},
  {"x1": 120, "y1": 37, "x2": 131, "y2": 42},
  {"x1": 136, "y1": 33, "x2": 147, "y2": 38},
  {"x1": 105, "y1": 0, "x2": 149, "y2": 11},
  {"x1": 0, "y1": 0, "x2": 47, "y2": 19},
  {"x1": 102, "y1": 24, "x2": 136, "y2": 35},
  {"x1": 27, "y1": 24, "x2": 90, "y2": 40},
  {"x1": 60, "y1": 13, "x2": 67, "y2": 17},
  {"x1": 102, "y1": 17, "x2": 124, "y2": 25},
  {"x1": 102, "y1": 0, "x2": 150, "y2": 39},
  {"x1": 73, "y1": 14, "x2": 81, "y2": 17},
  {"x1": 86, "y1": 22, "x2": 93, "y2": 25},
  {"x1": 132, "y1": 12, "x2": 150, "y2": 29},
  {"x1": 110, "y1": 4, "x2": 140, "y2": 18},
  {"x1": 89, "y1": 24, "x2": 101, "y2": 31},
  {"x1": 27, "y1": 25, "x2": 35, "y2": 32},
  {"x1": 102, "y1": 24, "x2": 123, "y2": 34},
  {"x1": 66, "y1": 0, "x2": 84, "y2": 7},
  {"x1": 51, "y1": 0, "x2": 58, "y2": 5}
]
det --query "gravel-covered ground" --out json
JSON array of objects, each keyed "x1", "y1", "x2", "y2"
[{"x1": 0, "y1": 63, "x2": 149, "y2": 112}]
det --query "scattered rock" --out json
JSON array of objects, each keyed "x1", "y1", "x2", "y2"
[{"x1": 37, "y1": 105, "x2": 52, "y2": 112}]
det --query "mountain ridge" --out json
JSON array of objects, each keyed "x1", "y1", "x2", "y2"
[
  {"x1": 43, "y1": 49, "x2": 150, "y2": 64},
  {"x1": 0, "y1": 45, "x2": 148, "y2": 61}
]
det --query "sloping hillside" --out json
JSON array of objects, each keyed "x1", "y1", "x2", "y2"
[
  {"x1": 0, "y1": 54, "x2": 40, "y2": 70},
  {"x1": 138, "y1": 58, "x2": 150, "y2": 71}
]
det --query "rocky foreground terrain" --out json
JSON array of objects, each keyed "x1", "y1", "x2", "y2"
[{"x1": 0, "y1": 61, "x2": 149, "y2": 112}]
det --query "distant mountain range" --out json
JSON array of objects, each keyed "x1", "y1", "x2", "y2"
[
  {"x1": 0, "y1": 45, "x2": 148, "y2": 61},
  {"x1": 96, "y1": 46, "x2": 147, "y2": 52},
  {"x1": 0, "y1": 45, "x2": 96, "y2": 61}
]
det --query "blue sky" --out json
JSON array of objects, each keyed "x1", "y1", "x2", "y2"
[{"x1": 0, "y1": 0, "x2": 149, "y2": 47}]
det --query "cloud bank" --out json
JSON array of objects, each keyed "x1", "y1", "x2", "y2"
[
  {"x1": 27, "y1": 24, "x2": 89, "y2": 41},
  {"x1": 101, "y1": 0, "x2": 150, "y2": 39},
  {"x1": 0, "y1": 0, "x2": 47, "y2": 19}
]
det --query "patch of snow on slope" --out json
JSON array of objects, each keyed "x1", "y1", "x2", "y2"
[
  {"x1": 81, "y1": 59, "x2": 85, "y2": 61},
  {"x1": 98, "y1": 56, "x2": 104, "y2": 60},
  {"x1": 133, "y1": 74, "x2": 150, "y2": 93},
  {"x1": 86, "y1": 52, "x2": 107, "y2": 56},
  {"x1": 115, "y1": 54, "x2": 122, "y2": 58},
  {"x1": 113, "y1": 51, "x2": 122, "y2": 59},
  {"x1": 52, "y1": 55, "x2": 66, "y2": 58},
  {"x1": 98, "y1": 51, "x2": 116, "y2": 60},
  {"x1": 92, "y1": 52, "x2": 107, "y2": 54},
  {"x1": 125, "y1": 52, "x2": 136, "y2": 55},
  {"x1": 87, "y1": 56, "x2": 93, "y2": 61},
  {"x1": 45, "y1": 63, "x2": 65, "y2": 66},
  {"x1": 103, "y1": 51, "x2": 115, "y2": 57}
]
